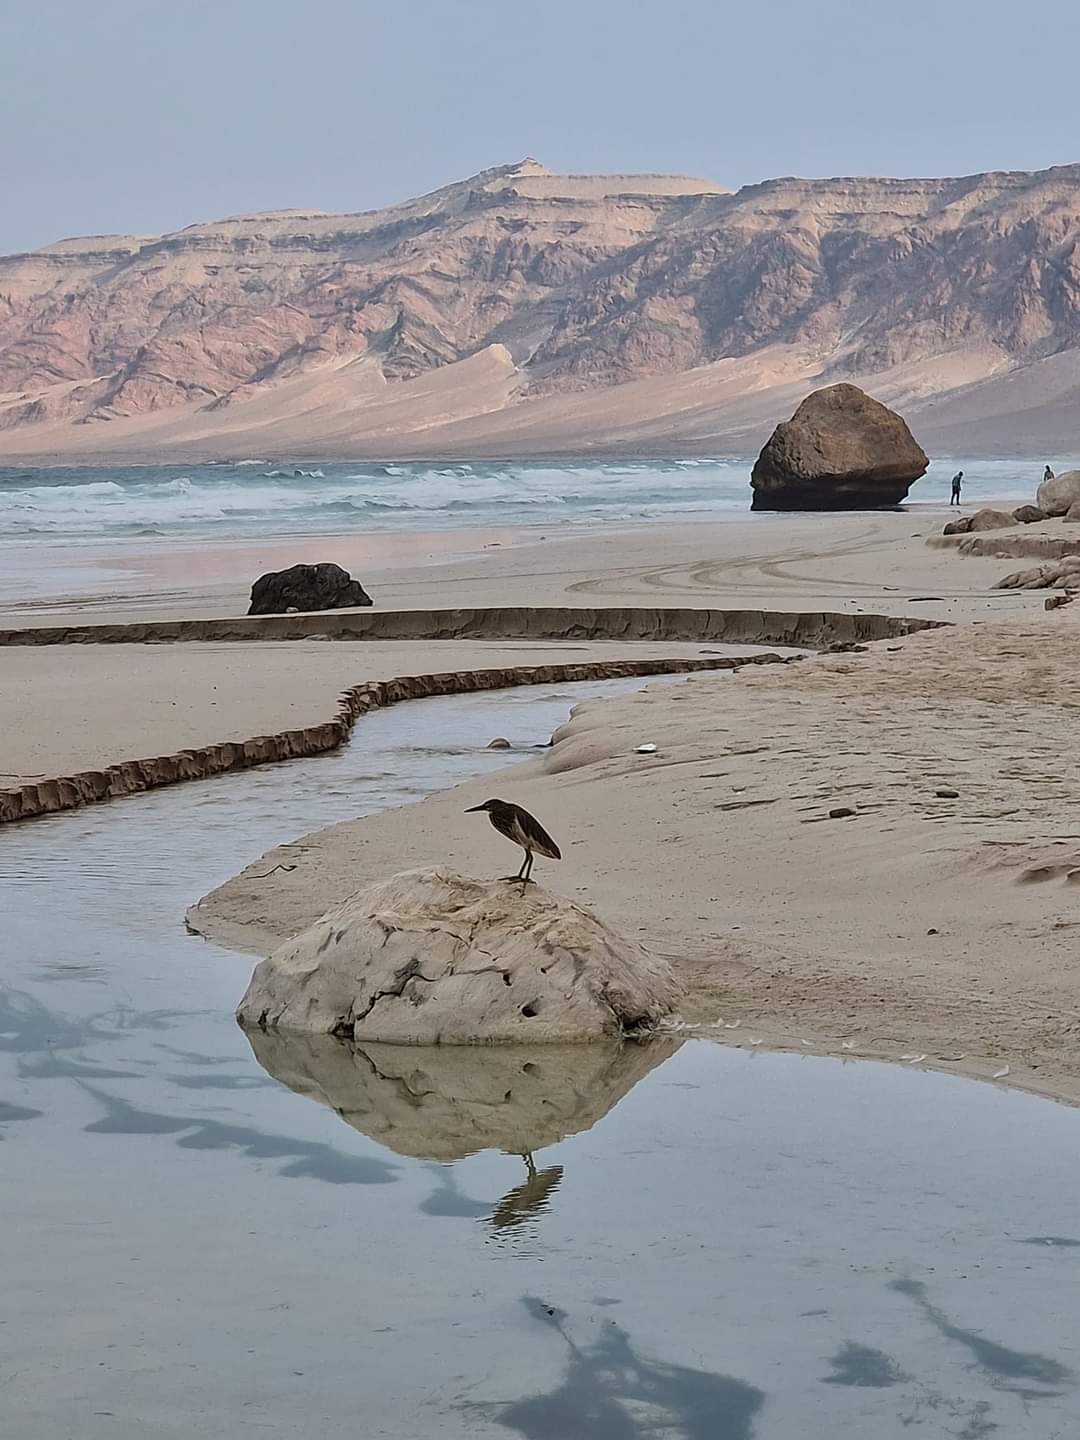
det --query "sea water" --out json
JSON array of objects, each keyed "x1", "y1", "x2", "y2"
[
  {"x1": 2, "y1": 680, "x2": 1080, "y2": 1437},
  {"x1": 0, "y1": 456, "x2": 1060, "y2": 544}
]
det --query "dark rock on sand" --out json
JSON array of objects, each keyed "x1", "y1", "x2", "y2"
[
  {"x1": 1037, "y1": 470, "x2": 1080, "y2": 517},
  {"x1": 750, "y1": 384, "x2": 928, "y2": 511},
  {"x1": 248, "y1": 562, "x2": 372, "y2": 616},
  {"x1": 942, "y1": 515, "x2": 974, "y2": 535},
  {"x1": 967, "y1": 508, "x2": 1016, "y2": 532},
  {"x1": 1012, "y1": 505, "x2": 1047, "y2": 524}
]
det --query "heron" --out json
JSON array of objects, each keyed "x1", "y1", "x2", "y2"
[{"x1": 465, "y1": 798, "x2": 561, "y2": 886}]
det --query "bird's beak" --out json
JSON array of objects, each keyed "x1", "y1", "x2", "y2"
[{"x1": 464, "y1": 804, "x2": 485, "y2": 813}]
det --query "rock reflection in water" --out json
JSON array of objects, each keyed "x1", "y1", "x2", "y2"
[
  {"x1": 245, "y1": 1031, "x2": 681, "y2": 1162},
  {"x1": 246, "y1": 1031, "x2": 680, "y2": 1230}
]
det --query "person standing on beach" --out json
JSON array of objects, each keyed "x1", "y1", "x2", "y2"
[
  {"x1": 950, "y1": 471, "x2": 963, "y2": 505},
  {"x1": 1045, "y1": 465, "x2": 1055, "y2": 484}
]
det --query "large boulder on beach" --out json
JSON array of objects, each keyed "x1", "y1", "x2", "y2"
[
  {"x1": 248, "y1": 562, "x2": 372, "y2": 616},
  {"x1": 1012, "y1": 505, "x2": 1047, "y2": 524},
  {"x1": 1036, "y1": 470, "x2": 1080, "y2": 517},
  {"x1": 750, "y1": 384, "x2": 928, "y2": 511},
  {"x1": 236, "y1": 868, "x2": 681, "y2": 1043}
]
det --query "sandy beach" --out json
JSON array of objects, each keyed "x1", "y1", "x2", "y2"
[
  {"x1": 6, "y1": 506, "x2": 1080, "y2": 1104},
  {"x1": 0, "y1": 506, "x2": 1054, "y2": 627}
]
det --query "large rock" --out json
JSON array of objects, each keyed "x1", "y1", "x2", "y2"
[
  {"x1": 1036, "y1": 470, "x2": 1080, "y2": 517},
  {"x1": 1012, "y1": 505, "x2": 1047, "y2": 524},
  {"x1": 236, "y1": 868, "x2": 681, "y2": 1043},
  {"x1": 750, "y1": 384, "x2": 929, "y2": 511},
  {"x1": 967, "y1": 508, "x2": 1015, "y2": 532},
  {"x1": 248, "y1": 562, "x2": 372, "y2": 616}
]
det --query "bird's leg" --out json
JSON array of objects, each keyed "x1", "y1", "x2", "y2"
[
  {"x1": 521, "y1": 851, "x2": 533, "y2": 889},
  {"x1": 499, "y1": 851, "x2": 530, "y2": 884}
]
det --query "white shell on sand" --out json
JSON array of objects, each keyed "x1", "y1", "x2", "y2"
[{"x1": 236, "y1": 868, "x2": 682, "y2": 1044}]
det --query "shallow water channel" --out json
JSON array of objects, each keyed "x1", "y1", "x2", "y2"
[{"x1": 2, "y1": 677, "x2": 1080, "y2": 1439}]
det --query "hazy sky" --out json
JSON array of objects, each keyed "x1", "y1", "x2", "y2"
[{"x1": 2, "y1": 0, "x2": 1078, "y2": 254}]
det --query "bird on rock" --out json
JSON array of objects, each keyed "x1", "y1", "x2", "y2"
[{"x1": 465, "y1": 798, "x2": 562, "y2": 887}]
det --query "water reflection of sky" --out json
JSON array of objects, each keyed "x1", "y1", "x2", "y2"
[{"x1": 2, "y1": 680, "x2": 1080, "y2": 1438}]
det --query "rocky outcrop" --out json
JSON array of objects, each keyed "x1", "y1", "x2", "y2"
[
  {"x1": 248, "y1": 562, "x2": 372, "y2": 616},
  {"x1": 236, "y1": 869, "x2": 682, "y2": 1043},
  {"x1": 750, "y1": 385, "x2": 929, "y2": 510},
  {"x1": 245, "y1": 1030, "x2": 679, "y2": 1160},
  {"x1": 1037, "y1": 470, "x2": 1080, "y2": 516},
  {"x1": 967, "y1": 508, "x2": 1016, "y2": 531},
  {"x1": 994, "y1": 556, "x2": 1080, "y2": 590},
  {"x1": 4, "y1": 162, "x2": 1080, "y2": 458},
  {"x1": 928, "y1": 531, "x2": 1080, "y2": 560},
  {"x1": 942, "y1": 509, "x2": 1034, "y2": 535}
]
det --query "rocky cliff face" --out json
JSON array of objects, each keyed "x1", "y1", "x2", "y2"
[{"x1": 1, "y1": 158, "x2": 1079, "y2": 457}]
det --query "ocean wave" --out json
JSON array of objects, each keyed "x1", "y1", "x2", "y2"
[{"x1": 0, "y1": 457, "x2": 1038, "y2": 543}]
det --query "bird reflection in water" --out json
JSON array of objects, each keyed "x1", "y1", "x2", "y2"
[{"x1": 486, "y1": 1152, "x2": 563, "y2": 1234}]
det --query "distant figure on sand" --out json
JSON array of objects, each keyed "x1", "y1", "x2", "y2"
[
  {"x1": 1045, "y1": 465, "x2": 1055, "y2": 484},
  {"x1": 950, "y1": 471, "x2": 963, "y2": 505}
]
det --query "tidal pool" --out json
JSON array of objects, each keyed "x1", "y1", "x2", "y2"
[{"x1": 2, "y1": 678, "x2": 1079, "y2": 1438}]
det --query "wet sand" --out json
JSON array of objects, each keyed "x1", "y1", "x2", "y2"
[{"x1": 0, "y1": 506, "x2": 1052, "y2": 628}]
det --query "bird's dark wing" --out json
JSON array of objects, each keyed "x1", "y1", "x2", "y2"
[{"x1": 514, "y1": 805, "x2": 561, "y2": 861}]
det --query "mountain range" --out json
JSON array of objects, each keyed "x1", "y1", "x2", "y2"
[{"x1": 1, "y1": 158, "x2": 1079, "y2": 460}]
